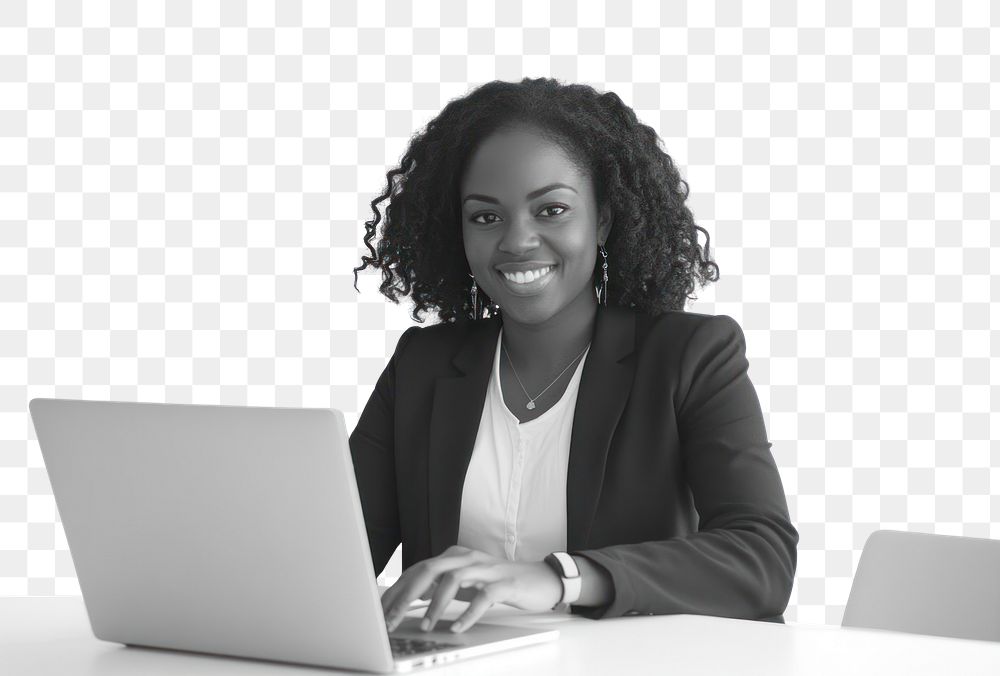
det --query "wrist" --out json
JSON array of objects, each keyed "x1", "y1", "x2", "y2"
[
  {"x1": 537, "y1": 561, "x2": 563, "y2": 607},
  {"x1": 566, "y1": 553, "x2": 614, "y2": 608}
]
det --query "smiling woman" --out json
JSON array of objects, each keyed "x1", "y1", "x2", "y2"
[{"x1": 349, "y1": 77, "x2": 797, "y2": 634}]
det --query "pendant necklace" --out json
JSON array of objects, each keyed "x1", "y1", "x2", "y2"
[{"x1": 501, "y1": 329, "x2": 591, "y2": 410}]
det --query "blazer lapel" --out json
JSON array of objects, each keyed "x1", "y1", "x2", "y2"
[
  {"x1": 427, "y1": 317, "x2": 500, "y2": 557},
  {"x1": 565, "y1": 305, "x2": 636, "y2": 550},
  {"x1": 427, "y1": 304, "x2": 637, "y2": 557}
]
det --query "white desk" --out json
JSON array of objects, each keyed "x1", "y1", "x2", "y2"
[{"x1": 3, "y1": 596, "x2": 999, "y2": 675}]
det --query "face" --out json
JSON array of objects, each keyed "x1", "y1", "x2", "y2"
[{"x1": 460, "y1": 125, "x2": 610, "y2": 325}]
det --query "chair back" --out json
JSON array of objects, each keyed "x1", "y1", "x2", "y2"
[{"x1": 842, "y1": 529, "x2": 1000, "y2": 642}]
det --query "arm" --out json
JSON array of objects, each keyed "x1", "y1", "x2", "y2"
[
  {"x1": 568, "y1": 315, "x2": 799, "y2": 620},
  {"x1": 349, "y1": 325, "x2": 420, "y2": 576},
  {"x1": 570, "y1": 553, "x2": 614, "y2": 607}
]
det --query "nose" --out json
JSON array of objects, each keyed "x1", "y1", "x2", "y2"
[{"x1": 497, "y1": 213, "x2": 540, "y2": 255}]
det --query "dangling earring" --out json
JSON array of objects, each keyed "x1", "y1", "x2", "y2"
[
  {"x1": 595, "y1": 244, "x2": 609, "y2": 306},
  {"x1": 469, "y1": 272, "x2": 501, "y2": 319},
  {"x1": 468, "y1": 272, "x2": 481, "y2": 319}
]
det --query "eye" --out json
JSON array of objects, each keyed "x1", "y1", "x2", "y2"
[
  {"x1": 470, "y1": 212, "x2": 500, "y2": 225},
  {"x1": 468, "y1": 205, "x2": 568, "y2": 225}
]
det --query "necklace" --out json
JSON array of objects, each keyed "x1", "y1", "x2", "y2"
[{"x1": 500, "y1": 329, "x2": 591, "y2": 410}]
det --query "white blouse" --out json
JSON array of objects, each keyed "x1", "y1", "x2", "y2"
[{"x1": 456, "y1": 327, "x2": 591, "y2": 562}]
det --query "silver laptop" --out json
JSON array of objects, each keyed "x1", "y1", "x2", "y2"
[{"x1": 28, "y1": 397, "x2": 559, "y2": 672}]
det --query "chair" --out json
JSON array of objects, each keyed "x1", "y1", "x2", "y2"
[{"x1": 842, "y1": 529, "x2": 1000, "y2": 642}]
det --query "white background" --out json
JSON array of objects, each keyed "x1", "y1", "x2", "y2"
[{"x1": 0, "y1": 0, "x2": 995, "y2": 627}]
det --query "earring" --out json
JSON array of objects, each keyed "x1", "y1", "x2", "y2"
[
  {"x1": 468, "y1": 273, "x2": 500, "y2": 320},
  {"x1": 595, "y1": 244, "x2": 609, "y2": 306},
  {"x1": 468, "y1": 272, "x2": 481, "y2": 319}
]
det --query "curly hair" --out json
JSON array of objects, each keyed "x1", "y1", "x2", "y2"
[{"x1": 352, "y1": 77, "x2": 720, "y2": 324}]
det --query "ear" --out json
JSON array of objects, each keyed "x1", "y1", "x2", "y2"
[{"x1": 598, "y1": 201, "x2": 612, "y2": 245}]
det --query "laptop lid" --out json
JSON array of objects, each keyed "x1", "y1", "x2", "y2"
[{"x1": 28, "y1": 397, "x2": 396, "y2": 673}]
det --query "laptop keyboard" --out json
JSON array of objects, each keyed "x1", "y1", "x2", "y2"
[{"x1": 389, "y1": 636, "x2": 461, "y2": 656}]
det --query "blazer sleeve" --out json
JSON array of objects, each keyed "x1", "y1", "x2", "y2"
[
  {"x1": 568, "y1": 314, "x2": 799, "y2": 621},
  {"x1": 348, "y1": 325, "x2": 420, "y2": 577}
]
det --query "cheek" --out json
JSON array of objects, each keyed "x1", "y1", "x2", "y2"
[
  {"x1": 566, "y1": 244, "x2": 599, "y2": 275},
  {"x1": 462, "y1": 233, "x2": 489, "y2": 268}
]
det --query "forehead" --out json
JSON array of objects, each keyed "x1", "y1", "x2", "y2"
[{"x1": 460, "y1": 126, "x2": 587, "y2": 196}]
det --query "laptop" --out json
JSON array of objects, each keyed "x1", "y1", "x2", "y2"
[{"x1": 27, "y1": 397, "x2": 559, "y2": 672}]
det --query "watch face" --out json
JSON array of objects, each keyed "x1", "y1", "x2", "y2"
[{"x1": 552, "y1": 552, "x2": 580, "y2": 578}]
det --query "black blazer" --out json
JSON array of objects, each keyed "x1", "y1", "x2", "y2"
[{"x1": 349, "y1": 304, "x2": 798, "y2": 622}]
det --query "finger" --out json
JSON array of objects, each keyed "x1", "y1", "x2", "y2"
[
  {"x1": 387, "y1": 557, "x2": 468, "y2": 625},
  {"x1": 419, "y1": 578, "x2": 439, "y2": 601},
  {"x1": 421, "y1": 565, "x2": 495, "y2": 632},
  {"x1": 383, "y1": 547, "x2": 490, "y2": 615},
  {"x1": 416, "y1": 547, "x2": 475, "y2": 602},
  {"x1": 420, "y1": 571, "x2": 462, "y2": 632},
  {"x1": 382, "y1": 556, "x2": 446, "y2": 615},
  {"x1": 381, "y1": 562, "x2": 426, "y2": 620},
  {"x1": 384, "y1": 554, "x2": 479, "y2": 630},
  {"x1": 450, "y1": 581, "x2": 509, "y2": 633},
  {"x1": 380, "y1": 567, "x2": 417, "y2": 616}
]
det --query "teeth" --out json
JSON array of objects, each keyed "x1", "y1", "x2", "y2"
[{"x1": 502, "y1": 266, "x2": 552, "y2": 284}]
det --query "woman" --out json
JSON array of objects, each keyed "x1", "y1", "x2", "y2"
[{"x1": 350, "y1": 78, "x2": 798, "y2": 635}]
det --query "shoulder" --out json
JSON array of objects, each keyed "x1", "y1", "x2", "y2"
[
  {"x1": 391, "y1": 317, "x2": 484, "y2": 361},
  {"x1": 398, "y1": 317, "x2": 477, "y2": 343},
  {"x1": 638, "y1": 308, "x2": 744, "y2": 350}
]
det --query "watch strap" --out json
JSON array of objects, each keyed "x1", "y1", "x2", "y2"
[{"x1": 543, "y1": 552, "x2": 582, "y2": 609}]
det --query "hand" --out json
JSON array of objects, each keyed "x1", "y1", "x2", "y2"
[{"x1": 380, "y1": 545, "x2": 564, "y2": 634}]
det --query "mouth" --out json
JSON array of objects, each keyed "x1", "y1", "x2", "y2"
[{"x1": 495, "y1": 264, "x2": 557, "y2": 296}]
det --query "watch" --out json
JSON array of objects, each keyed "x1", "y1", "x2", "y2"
[{"x1": 543, "y1": 552, "x2": 582, "y2": 611}]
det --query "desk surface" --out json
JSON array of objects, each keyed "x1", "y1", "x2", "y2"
[{"x1": 3, "y1": 596, "x2": 999, "y2": 676}]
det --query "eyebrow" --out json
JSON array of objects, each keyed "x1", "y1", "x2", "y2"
[{"x1": 462, "y1": 182, "x2": 578, "y2": 206}]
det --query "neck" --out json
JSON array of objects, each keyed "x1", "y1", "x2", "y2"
[{"x1": 499, "y1": 287, "x2": 598, "y2": 377}]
